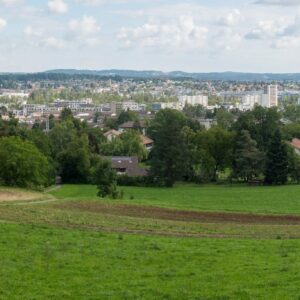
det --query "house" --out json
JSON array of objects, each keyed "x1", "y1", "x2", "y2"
[
  {"x1": 291, "y1": 138, "x2": 300, "y2": 155},
  {"x1": 140, "y1": 135, "x2": 154, "y2": 151},
  {"x1": 108, "y1": 156, "x2": 148, "y2": 177},
  {"x1": 104, "y1": 129, "x2": 121, "y2": 142},
  {"x1": 118, "y1": 121, "x2": 146, "y2": 135}
]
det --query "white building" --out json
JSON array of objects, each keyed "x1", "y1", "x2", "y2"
[
  {"x1": 179, "y1": 95, "x2": 208, "y2": 107},
  {"x1": 239, "y1": 94, "x2": 261, "y2": 111},
  {"x1": 122, "y1": 101, "x2": 145, "y2": 112},
  {"x1": 261, "y1": 85, "x2": 278, "y2": 108}
]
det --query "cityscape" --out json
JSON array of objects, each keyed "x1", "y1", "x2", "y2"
[{"x1": 2, "y1": 0, "x2": 300, "y2": 299}]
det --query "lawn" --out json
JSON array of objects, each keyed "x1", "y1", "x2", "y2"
[
  {"x1": 1, "y1": 223, "x2": 300, "y2": 300},
  {"x1": 51, "y1": 184, "x2": 300, "y2": 215},
  {"x1": 1, "y1": 184, "x2": 300, "y2": 299}
]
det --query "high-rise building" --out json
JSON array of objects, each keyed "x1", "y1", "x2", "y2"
[
  {"x1": 261, "y1": 85, "x2": 278, "y2": 108},
  {"x1": 179, "y1": 95, "x2": 208, "y2": 107}
]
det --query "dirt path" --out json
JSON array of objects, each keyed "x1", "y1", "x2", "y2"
[{"x1": 57, "y1": 201, "x2": 300, "y2": 225}]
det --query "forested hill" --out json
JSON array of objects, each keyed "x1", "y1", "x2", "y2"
[
  {"x1": 1, "y1": 70, "x2": 300, "y2": 81},
  {"x1": 45, "y1": 69, "x2": 300, "y2": 81}
]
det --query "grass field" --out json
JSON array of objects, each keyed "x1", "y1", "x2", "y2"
[
  {"x1": 51, "y1": 184, "x2": 300, "y2": 214},
  {"x1": 1, "y1": 184, "x2": 300, "y2": 298}
]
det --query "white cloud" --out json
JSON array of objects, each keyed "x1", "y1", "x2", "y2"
[
  {"x1": 42, "y1": 36, "x2": 66, "y2": 48},
  {"x1": 24, "y1": 26, "x2": 43, "y2": 37},
  {"x1": 48, "y1": 0, "x2": 68, "y2": 14},
  {"x1": 245, "y1": 20, "x2": 284, "y2": 39},
  {"x1": 0, "y1": 18, "x2": 7, "y2": 30},
  {"x1": 255, "y1": 0, "x2": 300, "y2": 6},
  {"x1": 0, "y1": 0, "x2": 22, "y2": 5},
  {"x1": 69, "y1": 16, "x2": 101, "y2": 36},
  {"x1": 272, "y1": 36, "x2": 300, "y2": 48},
  {"x1": 117, "y1": 16, "x2": 208, "y2": 51},
  {"x1": 216, "y1": 9, "x2": 242, "y2": 27},
  {"x1": 76, "y1": 0, "x2": 106, "y2": 5}
]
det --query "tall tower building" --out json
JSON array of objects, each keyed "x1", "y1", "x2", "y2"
[{"x1": 261, "y1": 84, "x2": 278, "y2": 108}]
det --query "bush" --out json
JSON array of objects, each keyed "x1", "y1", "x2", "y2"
[
  {"x1": 117, "y1": 175, "x2": 148, "y2": 187},
  {"x1": 0, "y1": 136, "x2": 54, "y2": 189}
]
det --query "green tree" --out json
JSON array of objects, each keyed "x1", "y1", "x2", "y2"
[
  {"x1": 288, "y1": 146, "x2": 300, "y2": 184},
  {"x1": 265, "y1": 130, "x2": 288, "y2": 185},
  {"x1": 57, "y1": 134, "x2": 91, "y2": 183},
  {"x1": 216, "y1": 108, "x2": 234, "y2": 130},
  {"x1": 232, "y1": 130, "x2": 264, "y2": 182},
  {"x1": 120, "y1": 130, "x2": 147, "y2": 161},
  {"x1": 92, "y1": 158, "x2": 120, "y2": 198},
  {"x1": 148, "y1": 109, "x2": 188, "y2": 187},
  {"x1": 234, "y1": 106, "x2": 281, "y2": 152},
  {"x1": 117, "y1": 110, "x2": 138, "y2": 125},
  {"x1": 60, "y1": 108, "x2": 74, "y2": 121},
  {"x1": 0, "y1": 137, "x2": 53, "y2": 189},
  {"x1": 195, "y1": 127, "x2": 234, "y2": 181}
]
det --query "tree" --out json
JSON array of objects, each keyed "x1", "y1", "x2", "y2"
[
  {"x1": 232, "y1": 130, "x2": 264, "y2": 182},
  {"x1": 92, "y1": 158, "x2": 120, "y2": 198},
  {"x1": 60, "y1": 108, "x2": 73, "y2": 121},
  {"x1": 57, "y1": 134, "x2": 91, "y2": 183},
  {"x1": 234, "y1": 106, "x2": 281, "y2": 152},
  {"x1": 265, "y1": 130, "x2": 288, "y2": 185},
  {"x1": 117, "y1": 110, "x2": 138, "y2": 125},
  {"x1": 120, "y1": 130, "x2": 147, "y2": 161},
  {"x1": 288, "y1": 145, "x2": 300, "y2": 184},
  {"x1": 148, "y1": 109, "x2": 188, "y2": 187},
  {"x1": 216, "y1": 108, "x2": 234, "y2": 130},
  {"x1": 0, "y1": 137, "x2": 53, "y2": 189},
  {"x1": 195, "y1": 127, "x2": 234, "y2": 181}
]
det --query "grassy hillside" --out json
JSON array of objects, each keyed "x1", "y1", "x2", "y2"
[
  {"x1": 1, "y1": 184, "x2": 300, "y2": 298},
  {"x1": 51, "y1": 184, "x2": 300, "y2": 215},
  {"x1": 2, "y1": 223, "x2": 300, "y2": 300}
]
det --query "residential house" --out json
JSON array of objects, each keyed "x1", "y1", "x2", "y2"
[
  {"x1": 140, "y1": 135, "x2": 154, "y2": 151},
  {"x1": 118, "y1": 121, "x2": 146, "y2": 135},
  {"x1": 291, "y1": 138, "x2": 300, "y2": 155},
  {"x1": 104, "y1": 129, "x2": 122, "y2": 142},
  {"x1": 108, "y1": 156, "x2": 148, "y2": 177}
]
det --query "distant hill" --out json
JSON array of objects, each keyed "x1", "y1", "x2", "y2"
[{"x1": 45, "y1": 69, "x2": 300, "y2": 81}]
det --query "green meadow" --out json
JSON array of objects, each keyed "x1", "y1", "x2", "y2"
[
  {"x1": 1, "y1": 184, "x2": 300, "y2": 299},
  {"x1": 52, "y1": 184, "x2": 300, "y2": 215}
]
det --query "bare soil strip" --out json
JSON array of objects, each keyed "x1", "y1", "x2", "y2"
[
  {"x1": 0, "y1": 190, "x2": 43, "y2": 202},
  {"x1": 56, "y1": 201, "x2": 300, "y2": 225}
]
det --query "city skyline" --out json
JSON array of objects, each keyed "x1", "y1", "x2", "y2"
[{"x1": 1, "y1": 0, "x2": 300, "y2": 72}]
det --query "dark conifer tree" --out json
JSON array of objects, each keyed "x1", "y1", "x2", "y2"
[{"x1": 265, "y1": 130, "x2": 288, "y2": 185}]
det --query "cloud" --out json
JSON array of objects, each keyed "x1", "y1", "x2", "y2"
[
  {"x1": 48, "y1": 0, "x2": 68, "y2": 14},
  {"x1": 216, "y1": 9, "x2": 242, "y2": 27},
  {"x1": 272, "y1": 36, "x2": 300, "y2": 48},
  {"x1": 0, "y1": 0, "x2": 22, "y2": 5},
  {"x1": 255, "y1": 0, "x2": 300, "y2": 6},
  {"x1": 117, "y1": 16, "x2": 208, "y2": 51},
  {"x1": 42, "y1": 36, "x2": 66, "y2": 48},
  {"x1": 69, "y1": 16, "x2": 101, "y2": 36},
  {"x1": 76, "y1": 0, "x2": 106, "y2": 5},
  {"x1": 24, "y1": 26, "x2": 43, "y2": 37},
  {"x1": 245, "y1": 20, "x2": 283, "y2": 39},
  {"x1": 0, "y1": 18, "x2": 7, "y2": 30}
]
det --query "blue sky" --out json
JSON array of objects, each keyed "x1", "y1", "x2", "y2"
[{"x1": 0, "y1": 0, "x2": 300, "y2": 72}]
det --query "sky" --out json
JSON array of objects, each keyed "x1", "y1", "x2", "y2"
[{"x1": 0, "y1": 0, "x2": 300, "y2": 73}]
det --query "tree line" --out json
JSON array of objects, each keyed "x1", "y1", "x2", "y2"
[{"x1": 0, "y1": 105, "x2": 300, "y2": 196}]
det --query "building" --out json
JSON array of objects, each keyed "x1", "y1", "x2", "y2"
[
  {"x1": 118, "y1": 121, "x2": 146, "y2": 135},
  {"x1": 179, "y1": 95, "x2": 208, "y2": 107},
  {"x1": 108, "y1": 156, "x2": 148, "y2": 176},
  {"x1": 104, "y1": 129, "x2": 122, "y2": 142},
  {"x1": 261, "y1": 85, "x2": 278, "y2": 108},
  {"x1": 122, "y1": 101, "x2": 145, "y2": 112},
  {"x1": 239, "y1": 94, "x2": 261, "y2": 110},
  {"x1": 291, "y1": 138, "x2": 300, "y2": 155},
  {"x1": 140, "y1": 135, "x2": 154, "y2": 151}
]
